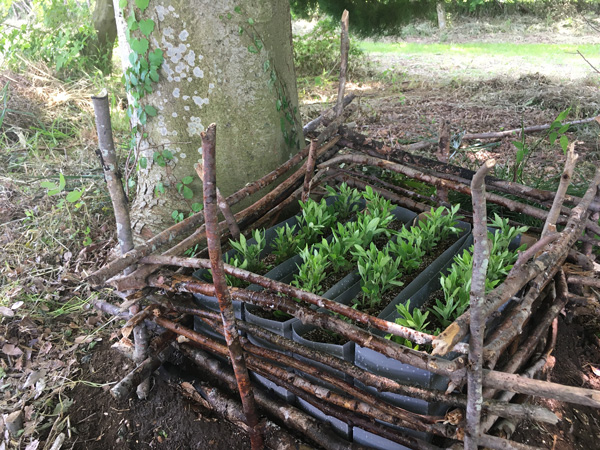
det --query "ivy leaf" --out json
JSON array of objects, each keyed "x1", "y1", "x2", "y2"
[
  {"x1": 172, "y1": 210, "x2": 180, "y2": 220},
  {"x1": 254, "y1": 38, "x2": 262, "y2": 51},
  {"x1": 560, "y1": 135, "x2": 569, "y2": 154},
  {"x1": 130, "y1": 38, "x2": 149, "y2": 55},
  {"x1": 276, "y1": 99, "x2": 282, "y2": 111},
  {"x1": 127, "y1": 13, "x2": 138, "y2": 31},
  {"x1": 163, "y1": 149, "x2": 174, "y2": 160},
  {"x1": 135, "y1": 0, "x2": 149, "y2": 12},
  {"x1": 149, "y1": 68, "x2": 159, "y2": 82},
  {"x1": 191, "y1": 202, "x2": 203, "y2": 212},
  {"x1": 145, "y1": 105, "x2": 157, "y2": 116},
  {"x1": 182, "y1": 176, "x2": 194, "y2": 185},
  {"x1": 139, "y1": 19, "x2": 155, "y2": 36},
  {"x1": 263, "y1": 60, "x2": 270, "y2": 72},
  {"x1": 155, "y1": 182, "x2": 165, "y2": 195},
  {"x1": 139, "y1": 157, "x2": 147, "y2": 169},
  {"x1": 247, "y1": 45, "x2": 258, "y2": 54},
  {"x1": 128, "y1": 52, "x2": 137, "y2": 65},
  {"x1": 247, "y1": 18, "x2": 254, "y2": 25},
  {"x1": 153, "y1": 151, "x2": 165, "y2": 167},
  {"x1": 234, "y1": 5, "x2": 242, "y2": 14},
  {"x1": 138, "y1": 109, "x2": 147, "y2": 125},
  {"x1": 66, "y1": 189, "x2": 83, "y2": 203},
  {"x1": 182, "y1": 186, "x2": 193, "y2": 199},
  {"x1": 149, "y1": 48, "x2": 164, "y2": 66}
]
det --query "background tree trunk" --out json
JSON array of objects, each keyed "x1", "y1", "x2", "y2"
[
  {"x1": 437, "y1": 2, "x2": 447, "y2": 30},
  {"x1": 91, "y1": 0, "x2": 117, "y2": 74},
  {"x1": 113, "y1": 0, "x2": 301, "y2": 239}
]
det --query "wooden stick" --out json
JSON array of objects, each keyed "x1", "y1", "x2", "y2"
[
  {"x1": 482, "y1": 368, "x2": 600, "y2": 408},
  {"x1": 91, "y1": 91, "x2": 151, "y2": 398},
  {"x1": 541, "y1": 142, "x2": 578, "y2": 237},
  {"x1": 301, "y1": 139, "x2": 318, "y2": 202},
  {"x1": 194, "y1": 162, "x2": 240, "y2": 241},
  {"x1": 304, "y1": 93, "x2": 355, "y2": 135},
  {"x1": 436, "y1": 119, "x2": 451, "y2": 202},
  {"x1": 462, "y1": 116, "x2": 599, "y2": 141},
  {"x1": 567, "y1": 275, "x2": 600, "y2": 288},
  {"x1": 465, "y1": 159, "x2": 495, "y2": 450},
  {"x1": 483, "y1": 279, "x2": 556, "y2": 369},
  {"x1": 481, "y1": 271, "x2": 566, "y2": 433},
  {"x1": 201, "y1": 124, "x2": 263, "y2": 449},
  {"x1": 334, "y1": 10, "x2": 349, "y2": 118},
  {"x1": 91, "y1": 91, "x2": 134, "y2": 257}
]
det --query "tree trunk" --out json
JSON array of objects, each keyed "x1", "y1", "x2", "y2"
[
  {"x1": 436, "y1": 2, "x2": 446, "y2": 30},
  {"x1": 91, "y1": 0, "x2": 117, "y2": 74},
  {"x1": 113, "y1": 0, "x2": 301, "y2": 239}
]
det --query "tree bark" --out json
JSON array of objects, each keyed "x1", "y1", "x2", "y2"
[
  {"x1": 113, "y1": 0, "x2": 301, "y2": 238},
  {"x1": 90, "y1": 0, "x2": 117, "y2": 74},
  {"x1": 436, "y1": 2, "x2": 447, "y2": 30}
]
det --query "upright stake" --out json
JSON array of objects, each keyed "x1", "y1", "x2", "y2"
[
  {"x1": 465, "y1": 159, "x2": 496, "y2": 449},
  {"x1": 301, "y1": 139, "x2": 319, "y2": 202},
  {"x1": 334, "y1": 10, "x2": 349, "y2": 118},
  {"x1": 92, "y1": 90, "x2": 150, "y2": 399},
  {"x1": 201, "y1": 124, "x2": 263, "y2": 449},
  {"x1": 194, "y1": 162, "x2": 240, "y2": 241},
  {"x1": 91, "y1": 90, "x2": 134, "y2": 254},
  {"x1": 541, "y1": 142, "x2": 578, "y2": 237}
]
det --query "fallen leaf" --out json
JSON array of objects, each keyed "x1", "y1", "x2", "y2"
[
  {"x1": 11, "y1": 301, "x2": 24, "y2": 310},
  {"x1": 0, "y1": 307, "x2": 14, "y2": 317},
  {"x1": 24, "y1": 439, "x2": 39, "y2": 450},
  {"x1": 74, "y1": 335, "x2": 92, "y2": 344},
  {"x1": 2, "y1": 344, "x2": 23, "y2": 357},
  {"x1": 23, "y1": 370, "x2": 46, "y2": 389}
]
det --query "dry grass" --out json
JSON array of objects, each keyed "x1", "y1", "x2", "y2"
[{"x1": 0, "y1": 62, "x2": 128, "y2": 449}]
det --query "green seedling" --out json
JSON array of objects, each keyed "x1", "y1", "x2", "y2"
[
  {"x1": 317, "y1": 222, "x2": 363, "y2": 273},
  {"x1": 326, "y1": 182, "x2": 362, "y2": 219},
  {"x1": 389, "y1": 300, "x2": 433, "y2": 350},
  {"x1": 293, "y1": 246, "x2": 330, "y2": 295},
  {"x1": 229, "y1": 229, "x2": 267, "y2": 274},
  {"x1": 353, "y1": 243, "x2": 404, "y2": 310},
  {"x1": 272, "y1": 223, "x2": 299, "y2": 263},
  {"x1": 298, "y1": 198, "x2": 336, "y2": 246},
  {"x1": 362, "y1": 186, "x2": 395, "y2": 229},
  {"x1": 388, "y1": 227, "x2": 426, "y2": 273},
  {"x1": 416, "y1": 205, "x2": 462, "y2": 252}
]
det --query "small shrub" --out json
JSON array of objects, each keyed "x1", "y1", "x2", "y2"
[{"x1": 293, "y1": 19, "x2": 369, "y2": 78}]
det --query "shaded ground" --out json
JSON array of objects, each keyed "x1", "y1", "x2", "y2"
[
  {"x1": 68, "y1": 341, "x2": 249, "y2": 450},
  {"x1": 2, "y1": 17, "x2": 600, "y2": 450}
]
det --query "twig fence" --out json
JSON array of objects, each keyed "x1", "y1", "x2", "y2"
[
  {"x1": 89, "y1": 11, "x2": 600, "y2": 445},
  {"x1": 87, "y1": 87, "x2": 600, "y2": 450}
]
